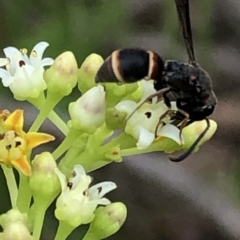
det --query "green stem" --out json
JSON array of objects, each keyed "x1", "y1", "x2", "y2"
[
  {"x1": 29, "y1": 93, "x2": 62, "y2": 132},
  {"x1": 32, "y1": 203, "x2": 47, "y2": 240},
  {"x1": 120, "y1": 147, "x2": 155, "y2": 156},
  {"x1": 28, "y1": 92, "x2": 46, "y2": 109},
  {"x1": 54, "y1": 221, "x2": 74, "y2": 240},
  {"x1": 48, "y1": 111, "x2": 69, "y2": 135},
  {"x1": 52, "y1": 128, "x2": 83, "y2": 160},
  {"x1": 98, "y1": 132, "x2": 129, "y2": 154},
  {"x1": 17, "y1": 174, "x2": 32, "y2": 213},
  {"x1": 28, "y1": 93, "x2": 69, "y2": 135},
  {"x1": 82, "y1": 230, "x2": 98, "y2": 240},
  {"x1": 2, "y1": 166, "x2": 18, "y2": 207}
]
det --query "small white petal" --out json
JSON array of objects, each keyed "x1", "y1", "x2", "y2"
[
  {"x1": 136, "y1": 126, "x2": 155, "y2": 149},
  {"x1": 73, "y1": 165, "x2": 87, "y2": 178},
  {"x1": 96, "y1": 198, "x2": 111, "y2": 205},
  {"x1": 158, "y1": 124, "x2": 183, "y2": 145},
  {"x1": 40, "y1": 57, "x2": 54, "y2": 67},
  {"x1": 3, "y1": 46, "x2": 21, "y2": 58},
  {"x1": 88, "y1": 181, "x2": 117, "y2": 200},
  {"x1": 30, "y1": 42, "x2": 50, "y2": 67},
  {"x1": 0, "y1": 58, "x2": 9, "y2": 67},
  {"x1": 31, "y1": 42, "x2": 49, "y2": 59},
  {"x1": 2, "y1": 76, "x2": 15, "y2": 87},
  {"x1": 3, "y1": 47, "x2": 24, "y2": 75},
  {"x1": 0, "y1": 68, "x2": 10, "y2": 78},
  {"x1": 22, "y1": 53, "x2": 30, "y2": 64}
]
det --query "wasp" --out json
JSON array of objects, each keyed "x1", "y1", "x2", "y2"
[{"x1": 95, "y1": 0, "x2": 217, "y2": 162}]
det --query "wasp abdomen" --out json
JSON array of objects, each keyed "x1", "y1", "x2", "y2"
[{"x1": 95, "y1": 48, "x2": 164, "y2": 84}]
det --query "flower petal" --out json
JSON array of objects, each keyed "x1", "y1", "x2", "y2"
[
  {"x1": 157, "y1": 124, "x2": 183, "y2": 145},
  {"x1": 136, "y1": 126, "x2": 155, "y2": 149},
  {"x1": 30, "y1": 42, "x2": 49, "y2": 66},
  {"x1": 96, "y1": 198, "x2": 111, "y2": 205},
  {"x1": 88, "y1": 181, "x2": 117, "y2": 200},
  {"x1": 4, "y1": 109, "x2": 24, "y2": 133},
  {"x1": 41, "y1": 57, "x2": 54, "y2": 67},
  {"x1": 0, "y1": 58, "x2": 9, "y2": 67},
  {"x1": 11, "y1": 155, "x2": 32, "y2": 176},
  {"x1": 3, "y1": 47, "x2": 24, "y2": 75},
  {"x1": 115, "y1": 100, "x2": 137, "y2": 115},
  {"x1": 25, "y1": 132, "x2": 55, "y2": 149}
]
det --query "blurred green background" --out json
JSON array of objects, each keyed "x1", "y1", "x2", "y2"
[{"x1": 1, "y1": 0, "x2": 240, "y2": 239}]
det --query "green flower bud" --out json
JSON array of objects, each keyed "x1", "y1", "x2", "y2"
[
  {"x1": 44, "y1": 51, "x2": 78, "y2": 96},
  {"x1": 78, "y1": 54, "x2": 104, "y2": 93},
  {"x1": 29, "y1": 152, "x2": 60, "y2": 205},
  {"x1": 69, "y1": 85, "x2": 105, "y2": 134},
  {"x1": 181, "y1": 119, "x2": 217, "y2": 151},
  {"x1": 105, "y1": 82, "x2": 138, "y2": 107},
  {"x1": 0, "y1": 209, "x2": 32, "y2": 240},
  {"x1": 86, "y1": 202, "x2": 127, "y2": 239},
  {"x1": 123, "y1": 81, "x2": 143, "y2": 102}
]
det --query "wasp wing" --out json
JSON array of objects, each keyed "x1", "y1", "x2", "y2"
[{"x1": 174, "y1": 0, "x2": 196, "y2": 63}]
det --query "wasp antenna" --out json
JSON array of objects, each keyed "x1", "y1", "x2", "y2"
[{"x1": 169, "y1": 118, "x2": 210, "y2": 162}]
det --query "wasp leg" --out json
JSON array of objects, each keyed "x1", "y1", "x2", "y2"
[
  {"x1": 125, "y1": 87, "x2": 171, "y2": 122},
  {"x1": 154, "y1": 109, "x2": 176, "y2": 138},
  {"x1": 169, "y1": 118, "x2": 210, "y2": 162},
  {"x1": 177, "y1": 109, "x2": 190, "y2": 145},
  {"x1": 154, "y1": 91, "x2": 173, "y2": 137}
]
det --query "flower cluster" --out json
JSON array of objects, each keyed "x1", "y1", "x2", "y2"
[{"x1": 0, "y1": 41, "x2": 217, "y2": 240}]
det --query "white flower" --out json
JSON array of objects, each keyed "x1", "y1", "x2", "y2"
[
  {"x1": 116, "y1": 81, "x2": 182, "y2": 149},
  {"x1": 69, "y1": 85, "x2": 105, "y2": 133},
  {"x1": 0, "y1": 41, "x2": 53, "y2": 100},
  {"x1": 55, "y1": 165, "x2": 117, "y2": 227}
]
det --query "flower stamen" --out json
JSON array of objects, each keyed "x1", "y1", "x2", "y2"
[{"x1": 31, "y1": 50, "x2": 37, "y2": 58}]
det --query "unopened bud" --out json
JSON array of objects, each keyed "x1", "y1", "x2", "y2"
[
  {"x1": 105, "y1": 83, "x2": 138, "y2": 107},
  {"x1": 182, "y1": 119, "x2": 217, "y2": 151},
  {"x1": 0, "y1": 209, "x2": 32, "y2": 240},
  {"x1": 29, "y1": 152, "x2": 60, "y2": 204},
  {"x1": 86, "y1": 202, "x2": 127, "y2": 239},
  {"x1": 78, "y1": 54, "x2": 104, "y2": 93},
  {"x1": 44, "y1": 51, "x2": 78, "y2": 96},
  {"x1": 69, "y1": 85, "x2": 105, "y2": 134}
]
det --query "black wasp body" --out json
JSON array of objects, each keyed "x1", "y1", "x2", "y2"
[{"x1": 95, "y1": 0, "x2": 217, "y2": 162}]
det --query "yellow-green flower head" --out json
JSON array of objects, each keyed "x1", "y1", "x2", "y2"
[
  {"x1": 0, "y1": 209, "x2": 32, "y2": 240},
  {"x1": 44, "y1": 51, "x2": 78, "y2": 96},
  {"x1": 87, "y1": 202, "x2": 127, "y2": 239},
  {"x1": 29, "y1": 152, "x2": 60, "y2": 203},
  {"x1": 69, "y1": 85, "x2": 105, "y2": 133},
  {"x1": 78, "y1": 53, "x2": 104, "y2": 93},
  {"x1": 0, "y1": 42, "x2": 53, "y2": 101},
  {"x1": 0, "y1": 110, "x2": 55, "y2": 176},
  {"x1": 55, "y1": 165, "x2": 117, "y2": 227}
]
